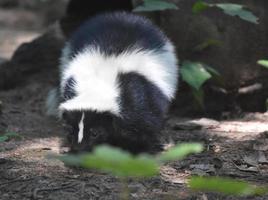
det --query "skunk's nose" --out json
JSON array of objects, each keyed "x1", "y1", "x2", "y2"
[{"x1": 70, "y1": 143, "x2": 84, "y2": 153}]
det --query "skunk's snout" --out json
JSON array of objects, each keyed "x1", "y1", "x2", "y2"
[
  {"x1": 70, "y1": 143, "x2": 91, "y2": 153},
  {"x1": 68, "y1": 136, "x2": 94, "y2": 153}
]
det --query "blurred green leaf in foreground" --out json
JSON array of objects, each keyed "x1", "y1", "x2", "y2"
[
  {"x1": 189, "y1": 176, "x2": 268, "y2": 196},
  {"x1": 258, "y1": 60, "x2": 268, "y2": 68},
  {"x1": 57, "y1": 143, "x2": 203, "y2": 177}
]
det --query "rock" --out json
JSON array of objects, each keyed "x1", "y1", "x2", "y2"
[{"x1": 0, "y1": 23, "x2": 65, "y2": 90}]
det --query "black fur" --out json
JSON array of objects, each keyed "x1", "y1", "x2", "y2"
[
  {"x1": 111, "y1": 72, "x2": 170, "y2": 152},
  {"x1": 68, "y1": 12, "x2": 168, "y2": 57},
  {"x1": 63, "y1": 111, "x2": 115, "y2": 153},
  {"x1": 118, "y1": 72, "x2": 169, "y2": 132}
]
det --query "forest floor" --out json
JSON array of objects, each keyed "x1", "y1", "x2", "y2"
[{"x1": 1, "y1": 4, "x2": 268, "y2": 200}]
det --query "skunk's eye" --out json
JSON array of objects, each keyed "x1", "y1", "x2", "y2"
[
  {"x1": 90, "y1": 128, "x2": 99, "y2": 138},
  {"x1": 90, "y1": 127, "x2": 105, "y2": 138}
]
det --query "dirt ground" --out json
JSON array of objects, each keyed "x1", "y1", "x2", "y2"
[{"x1": 1, "y1": 4, "x2": 268, "y2": 200}]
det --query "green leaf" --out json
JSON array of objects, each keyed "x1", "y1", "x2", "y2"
[
  {"x1": 133, "y1": 0, "x2": 178, "y2": 12},
  {"x1": 158, "y1": 143, "x2": 203, "y2": 162},
  {"x1": 0, "y1": 132, "x2": 21, "y2": 142},
  {"x1": 59, "y1": 145, "x2": 159, "y2": 177},
  {"x1": 192, "y1": 1, "x2": 209, "y2": 14},
  {"x1": 213, "y1": 3, "x2": 258, "y2": 24},
  {"x1": 5, "y1": 132, "x2": 21, "y2": 139},
  {"x1": 192, "y1": 2, "x2": 258, "y2": 24},
  {"x1": 257, "y1": 60, "x2": 268, "y2": 68},
  {"x1": 181, "y1": 61, "x2": 212, "y2": 90},
  {"x1": 0, "y1": 136, "x2": 9, "y2": 142},
  {"x1": 189, "y1": 176, "x2": 268, "y2": 196}
]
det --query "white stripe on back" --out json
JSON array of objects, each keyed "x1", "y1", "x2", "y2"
[{"x1": 59, "y1": 42, "x2": 178, "y2": 115}]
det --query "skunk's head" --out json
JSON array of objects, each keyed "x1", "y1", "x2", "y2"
[{"x1": 62, "y1": 110, "x2": 115, "y2": 152}]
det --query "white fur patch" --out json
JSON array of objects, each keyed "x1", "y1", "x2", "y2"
[
  {"x1": 59, "y1": 42, "x2": 178, "y2": 115},
  {"x1": 78, "y1": 112, "x2": 85, "y2": 143}
]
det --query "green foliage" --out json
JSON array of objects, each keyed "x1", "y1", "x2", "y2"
[
  {"x1": 181, "y1": 61, "x2": 212, "y2": 91},
  {"x1": 191, "y1": 88, "x2": 205, "y2": 109},
  {"x1": 180, "y1": 61, "x2": 222, "y2": 108},
  {"x1": 192, "y1": 1, "x2": 258, "y2": 24},
  {"x1": 189, "y1": 176, "x2": 268, "y2": 196},
  {"x1": 215, "y1": 4, "x2": 258, "y2": 24},
  {"x1": 57, "y1": 143, "x2": 203, "y2": 177},
  {"x1": 192, "y1": 0, "x2": 209, "y2": 14},
  {"x1": 133, "y1": 0, "x2": 258, "y2": 24},
  {"x1": 0, "y1": 135, "x2": 9, "y2": 142},
  {"x1": 59, "y1": 145, "x2": 158, "y2": 177},
  {"x1": 258, "y1": 60, "x2": 268, "y2": 68},
  {"x1": 158, "y1": 143, "x2": 203, "y2": 162},
  {"x1": 0, "y1": 132, "x2": 21, "y2": 142},
  {"x1": 133, "y1": 0, "x2": 178, "y2": 12}
]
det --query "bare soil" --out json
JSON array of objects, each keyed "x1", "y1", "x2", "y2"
[{"x1": 0, "y1": 4, "x2": 268, "y2": 200}]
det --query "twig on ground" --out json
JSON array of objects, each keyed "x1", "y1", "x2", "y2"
[
  {"x1": 0, "y1": 177, "x2": 33, "y2": 187},
  {"x1": 32, "y1": 182, "x2": 78, "y2": 199}
]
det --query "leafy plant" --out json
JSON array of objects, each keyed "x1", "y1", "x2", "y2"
[
  {"x1": 257, "y1": 60, "x2": 268, "y2": 68},
  {"x1": 0, "y1": 132, "x2": 21, "y2": 142},
  {"x1": 59, "y1": 145, "x2": 158, "y2": 177},
  {"x1": 56, "y1": 143, "x2": 203, "y2": 199},
  {"x1": 133, "y1": 0, "x2": 258, "y2": 25},
  {"x1": 180, "y1": 61, "x2": 221, "y2": 108},
  {"x1": 181, "y1": 61, "x2": 212, "y2": 91},
  {"x1": 193, "y1": 1, "x2": 258, "y2": 24},
  {"x1": 189, "y1": 176, "x2": 268, "y2": 196},
  {"x1": 57, "y1": 143, "x2": 203, "y2": 177},
  {"x1": 133, "y1": 0, "x2": 178, "y2": 12}
]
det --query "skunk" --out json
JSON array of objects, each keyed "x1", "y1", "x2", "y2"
[{"x1": 47, "y1": 12, "x2": 178, "y2": 153}]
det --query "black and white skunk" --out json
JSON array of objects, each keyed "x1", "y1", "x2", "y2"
[{"x1": 47, "y1": 12, "x2": 178, "y2": 153}]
